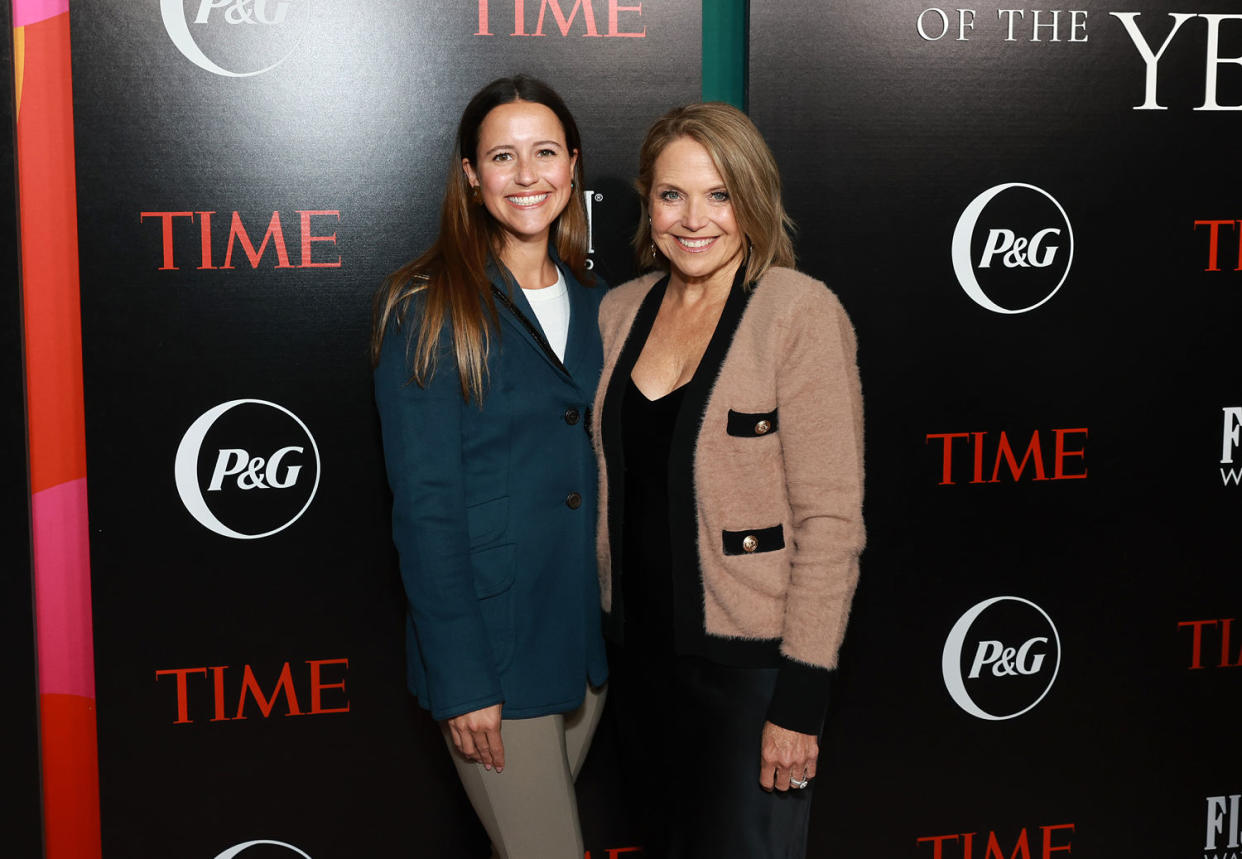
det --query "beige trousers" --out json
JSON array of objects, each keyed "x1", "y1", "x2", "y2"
[{"x1": 443, "y1": 685, "x2": 607, "y2": 859}]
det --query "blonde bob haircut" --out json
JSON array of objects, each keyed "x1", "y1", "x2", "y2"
[{"x1": 633, "y1": 102, "x2": 794, "y2": 286}]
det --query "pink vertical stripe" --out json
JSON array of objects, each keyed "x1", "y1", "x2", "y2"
[
  {"x1": 32, "y1": 477, "x2": 95, "y2": 699},
  {"x1": 12, "y1": 0, "x2": 68, "y2": 27}
]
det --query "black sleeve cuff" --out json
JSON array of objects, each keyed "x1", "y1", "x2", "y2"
[{"x1": 764, "y1": 657, "x2": 832, "y2": 735}]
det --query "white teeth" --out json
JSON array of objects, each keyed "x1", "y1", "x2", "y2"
[
  {"x1": 677, "y1": 236, "x2": 715, "y2": 249},
  {"x1": 508, "y1": 193, "x2": 549, "y2": 206}
]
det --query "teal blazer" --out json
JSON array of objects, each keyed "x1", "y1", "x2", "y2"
[{"x1": 374, "y1": 257, "x2": 608, "y2": 721}]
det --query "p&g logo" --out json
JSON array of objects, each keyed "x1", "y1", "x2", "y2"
[
  {"x1": 942, "y1": 596, "x2": 1061, "y2": 721},
  {"x1": 175, "y1": 399, "x2": 320, "y2": 539},
  {"x1": 951, "y1": 183, "x2": 1074, "y2": 314},
  {"x1": 161, "y1": 0, "x2": 311, "y2": 77}
]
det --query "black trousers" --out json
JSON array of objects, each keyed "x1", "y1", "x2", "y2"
[{"x1": 608, "y1": 642, "x2": 815, "y2": 859}]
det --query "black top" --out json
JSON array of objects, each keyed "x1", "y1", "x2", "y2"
[{"x1": 620, "y1": 376, "x2": 685, "y2": 659}]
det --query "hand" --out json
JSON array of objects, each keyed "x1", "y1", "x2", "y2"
[
  {"x1": 447, "y1": 704, "x2": 505, "y2": 772},
  {"x1": 758, "y1": 721, "x2": 818, "y2": 792}
]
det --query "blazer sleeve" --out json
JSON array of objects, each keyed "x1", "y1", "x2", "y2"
[
  {"x1": 766, "y1": 285, "x2": 866, "y2": 734},
  {"x1": 373, "y1": 316, "x2": 504, "y2": 721}
]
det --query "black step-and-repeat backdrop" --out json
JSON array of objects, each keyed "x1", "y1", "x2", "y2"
[
  {"x1": 751, "y1": 1, "x2": 1242, "y2": 856},
  {"x1": 70, "y1": 1, "x2": 697, "y2": 856},
  {"x1": 67, "y1": 0, "x2": 1242, "y2": 855}
]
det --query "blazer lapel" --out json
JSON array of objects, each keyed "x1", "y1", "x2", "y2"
[
  {"x1": 559, "y1": 264, "x2": 597, "y2": 385},
  {"x1": 488, "y1": 262, "x2": 569, "y2": 378}
]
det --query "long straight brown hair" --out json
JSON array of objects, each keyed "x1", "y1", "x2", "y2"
[{"x1": 371, "y1": 75, "x2": 593, "y2": 403}]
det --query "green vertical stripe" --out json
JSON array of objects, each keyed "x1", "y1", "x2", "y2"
[{"x1": 702, "y1": 0, "x2": 747, "y2": 109}]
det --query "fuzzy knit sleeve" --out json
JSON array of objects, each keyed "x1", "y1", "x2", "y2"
[{"x1": 766, "y1": 280, "x2": 865, "y2": 733}]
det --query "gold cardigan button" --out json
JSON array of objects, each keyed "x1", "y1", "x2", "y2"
[
  {"x1": 754, "y1": 420, "x2": 771, "y2": 435},
  {"x1": 742, "y1": 534, "x2": 758, "y2": 552}
]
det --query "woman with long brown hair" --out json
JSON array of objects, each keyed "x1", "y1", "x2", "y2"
[{"x1": 372, "y1": 75, "x2": 607, "y2": 859}]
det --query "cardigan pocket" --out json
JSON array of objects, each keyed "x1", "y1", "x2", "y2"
[
  {"x1": 722, "y1": 524, "x2": 785, "y2": 556},
  {"x1": 718, "y1": 524, "x2": 789, "y2": 599},
  {"x1": 726, "y1": 408, "x2": 779, "y2": 438}
]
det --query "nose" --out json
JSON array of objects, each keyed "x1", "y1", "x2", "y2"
[
  {"x1": 683, "y1": 196, "x2": 709, "y2": 231},
  {"x1": 515, "y1": 155, "x2": 536, "y2": 186}
]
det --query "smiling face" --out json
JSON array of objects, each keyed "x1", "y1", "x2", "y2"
[
  {"x1": 649, "y1": 135, "x2": 745, "y2": 291},
  {"x1": 462, "y1": 100, "x2": 578, "y2": 250}
]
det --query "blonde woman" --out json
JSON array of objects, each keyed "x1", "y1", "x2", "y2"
[{"x1": 592, "y1": 103, "x2": 865, "y2": 857}]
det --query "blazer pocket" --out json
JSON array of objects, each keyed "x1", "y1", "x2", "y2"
[
  {"x1": 722, "y1": 524, "x2": 785, "y2": 556},
  {"x1": 466, "y1": 496, "x2": 509, "y2": 547},
  {"x1": 470, "y1": 542, "x2": 516, "y2": 599},
  {"x1": 478, "y1": 585, "x2": 516, "y2": 673},
  {"x1": 727, "y1": 408, "x2": 779, "y2": 438}
]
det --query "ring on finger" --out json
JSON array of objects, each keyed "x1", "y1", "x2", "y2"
[{"x1": 789, "y1": 775, "x2": 809, "y2": 789}]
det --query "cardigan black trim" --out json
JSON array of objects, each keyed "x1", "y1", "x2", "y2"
[
  {"x1": 726, "y1": 407, "x2": 779, "y2": 437},
  {"x1": 722, "y1": 524, "x2": 785, "y2": 556},
  {"x1": 599, "y1": 275, "x2": 668, "y2": 636},
  {"x1": 766, "y1": 658, "x2": 832, "y2": 736},
  {"x1": 665, "y1": 267, "x2": 755, "y2": 659}
]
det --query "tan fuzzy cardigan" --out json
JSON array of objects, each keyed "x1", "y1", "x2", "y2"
[{"x1": 592, "y1": 266, "x2": 865, "y2": 731}]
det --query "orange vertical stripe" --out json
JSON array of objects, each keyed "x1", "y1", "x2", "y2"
[
  {"x1": 40, "y1": 694, "x2": 102, "y2": 859},
  {"x1": 17, "y1": 11, "x2": 85, "y2": 494},
  {"x1": 15, "y1": 10, "x2": 102, "y2": 859}
]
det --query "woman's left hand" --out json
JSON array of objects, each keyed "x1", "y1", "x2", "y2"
[{"x1": 758, "y1": 721, "x2": 818, "y2": 792}]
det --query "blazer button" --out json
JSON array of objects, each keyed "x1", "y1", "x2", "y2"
[
  {"x1": 566, "y1": 492, "x2": 582, "y2": 509},
  {"x1": 754, "y1": 420, "x2": 771, "y2": 435},
  {"x1": 564, "y1": 407, "x2": 580, "y2": 425},
  {"x1": 742, "y1": 534, "x2": 758, "y2": 552}
]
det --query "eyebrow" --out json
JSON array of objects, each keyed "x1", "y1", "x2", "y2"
[
  {"x1": 482, "y1": 140, "x2": 565, "y2": 157},
  {"x1": 654, "y1": 182, "x2": 728, "y2": 193}
]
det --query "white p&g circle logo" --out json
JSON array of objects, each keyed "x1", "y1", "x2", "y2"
[
  {"x1": 941, "y1": 595, "x2": 1061, "y2": 720},
  {"x1": 951, "y1": 183, "x2": 1074, "y2": 314},
  {"x1": 213, "y1": 841, "x2": 312, "y2": 859},
  {"x1": 175, "y1": 399, "x2": 321, "y2": 539},
  {"x1": 161, "y1": 0, "x2": 311, "y2": 77}
]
